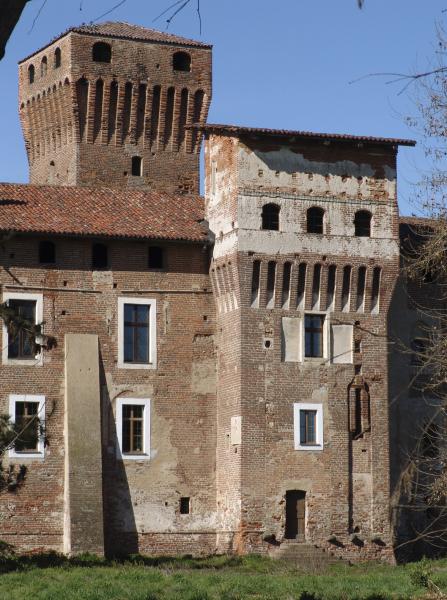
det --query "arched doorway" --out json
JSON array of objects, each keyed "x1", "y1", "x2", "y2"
[{"x1": 285, "y1": 490, "x2": 306, "y2": 541}]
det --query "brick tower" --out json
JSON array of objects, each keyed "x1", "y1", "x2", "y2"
[
  {"x1": 18, "y1": 22, "x2": 212, "y2": 194},
  {"x1": 203, "y1": 124, "x2": 413, "y2": 558}
]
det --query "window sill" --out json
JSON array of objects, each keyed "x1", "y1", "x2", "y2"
[
  {"x1": 118, "y1": 361, "x2": 156, "y2": 370},
  {"x1": 119, "y1": 453, "x2": 150, "y2": 461},
  {"x1": 9, "y1": 450, "x2": 44, "y2": 460},
  {"x1": 296, "y1": 444, "x2": 323, "y2": 452},
  {"x1": 3, "y1": 356, "x2": 43, "y2": 367}
]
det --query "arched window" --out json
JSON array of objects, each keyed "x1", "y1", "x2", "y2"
[
  {"x1": 354, "y1": 210, "x2": 372, "y2": 237},
  {"x1": 92, "y1": 42, "x2": 112, "y2": 63},
  {"x1": 39, "y1": 241, "x2": 55, "y2": 264},
  {"x1": 131, "y1": 156, "x2": 142, "y2": 176},
  {"x1": 307, "y1": 207, "x2": 324, "y2": 234},
  {"x1": 28, "y1": 64, "x2": 35, "y2": 84},
  {"x1": 261, "y1": 203, "x2": 280, "y2": 231},
  {"x1": 92, "y1": 243, "x2": 108, "y2": 269},
  {"x1": 40, "y1": 56, "x2": 47, "y2": 77},
  {"x1": 173, "y1": 51, "x2": 191, "y2": 72},
  {"x1": 54, "y1": 48, "x2": 61, "y2": 69}
]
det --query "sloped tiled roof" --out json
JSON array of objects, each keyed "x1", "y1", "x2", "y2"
[
  {"x1": 195, "y1": 124, "x2": 416, "y2": 147},
  {"x1": 0, "y1": 184, "x2": 207, "y2": 242},
  {"x1": 20, "y1": 21, "x2": 211, "y2": 62}
]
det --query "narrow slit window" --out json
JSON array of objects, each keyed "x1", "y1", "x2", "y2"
[
  {"x1": 354, "y1": 210, "x2": 372, "y2": 237},
  {"x1": 311, "y1": 264, "x2": 321, "y2": 310},
  {"x1": 341, "y1": 266, "x2": 352, "y2": 312},
  {"x1": 370, "y1": 267, "x2": 381, "y2": 313},
  {"x1": 28, "y1": 64, "x2": 35, "y2": 84},
  {"x1": 353, "y1": 388, "x2": 362, "y2": 438},
  {"x1": 266, "y1": 261, "x2": 277, "y2": 308},
  {"x1": 262, "y1": 203, "x2": 280, "y2": 231},
  {"x1": 131, "y1": 156, "x2": 142, "y2": 176},
  {"x1": 356, "y1": 266, "x2": 367, "y2": 312},
  {"x1": 251, "y1": 261, "x2": 261, "y2": 308},
  {"x1": 92, "y1": 243, "x2": 108, "y2": 269},
  {"x1": 282, "y1": 262, "x2": 292, "y2": 309},
  {"x1": 54, "y1": 48, "x2": 61, "y2": 69},
  {"x1": 40, "y1": 56, "x2": 47, "y2": 78},
  {"x1": 296, "y1": 263, "x2": 307, "y2": 309},
  {"x1": 326, "y1": 265, "x2": 336, "y2": 311},
  {"x1": 307, "y1": 207, "x2": 324, "y2": 234}
]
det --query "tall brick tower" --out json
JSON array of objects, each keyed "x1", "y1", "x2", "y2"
[
  {"x1": 203, "y1": 124, "x2": 414, "y2": 557},
  {"x1": 18, "y1": 22, "x2": 212, "y2": 193}
]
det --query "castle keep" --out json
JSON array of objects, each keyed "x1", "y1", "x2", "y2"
[{"x1": 0, "y1": 22, "x2": 426, "y2": 561}]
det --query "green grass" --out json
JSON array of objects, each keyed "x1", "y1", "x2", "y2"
[{"x1": 0, "y1": 554, "x2": 447, "y2": 599}]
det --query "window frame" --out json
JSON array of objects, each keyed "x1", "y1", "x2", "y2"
[
  {"x1": 118, "y1": 297, "x2": 157, "y2": 369},
  {"x1": 116, "y1": 398, "x2": 151, "y2": 460},
  {"x1": 303, "y1": 313, "x2": 327, "y2": 360},
  {"x1": 8, "y1": 394, "x2": 45, "y2": 459},
  {"x1": 2, "y1": 292, "x2": 43, "y2": 366},
  {"x1": 294, "y1": 403, "x2": 323, "y2": 451},
  {"x1": 306, "y1": 206, "x2": 325, "y2": 234}
]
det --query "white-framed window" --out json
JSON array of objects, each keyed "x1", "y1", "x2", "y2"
[
  {"x1": 8, "y1": 394, "x2": 45, "y2": 459},
  {"x1": 2, "y1": 292, "x2": 43, "y2": 366},
  {"x1": 294, "y1": 403, "x2": 323, "y2": 451},
  {"x1": 118, "y1": 297, "x2": 157, "y2": 369},
  {"x1": 116, "y1": 398, "x2": 151, "y2": 460}
]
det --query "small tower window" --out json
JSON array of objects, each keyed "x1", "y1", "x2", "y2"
[
  {"x1": 54, "y1": 48, "x2": 61, "y2": 68},
  {"x1": 307, "y1": 207, "x2": 324, "y2": 234},
  {"x1": 173, "y1": 51, "x2": 191, "y2": 72},
  {"x1": 39, "y1": 241, "x2": 56, "y2": 264},
  {"x1": 354, "y1": 210, "x2": 372, "y2": 237},
  {"x1": 261, "y1": 203, "x2": 280, "y2": 231},
  {"x1": 180, "y1": 497, "x2": 190, "y2": 514},
  {"x1": 92, "y1": 42, "x2": 112, "y2": 63},
  {"x1": 92, "y1": 243, "x2": 108, "y2": 269},
  {"x1": 148, "y1": 246, "x2": 164, "y2": 269},
  {"x1": 28, "y1": 64, "x2": 35, "y2": 84},
  {"x1": 131, "y1": 156, "x2": 143, "y2": 177},
  {"x1": 40, "y1": 56, "x2": 47, "y2": 77}
]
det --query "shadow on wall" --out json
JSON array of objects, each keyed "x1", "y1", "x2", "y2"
[{"x1": 99, "y1": 355, "x2": 138, "y2": 557}]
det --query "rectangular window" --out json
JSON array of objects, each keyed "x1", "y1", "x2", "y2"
[
  {"x1": 9, "y1": 394, "x2": 45, "y2": 459},
  {"x1": 3, "y1": 293, "x2": 43, "y2": 365},
  {"x1": 118, "y1": 298, "x2": 156, "y2": 369},
  {"x1": 294, "y1": 403, "x2": 323, "y2": 451},
  {"x1": 304, "y1": 314, "x2": 324, "y2": 358},
  {"x1": 148, "y1": 246, "x2": 164, "y2": 270},
  {"x1": 7, "y1": 300, "x2": 36, "y2": 359},
  {"x1": 116, "y1": 398, "x2": 150, "y2": 459},
  {"x1": 180, "y1": 497, "x2": 190, "y2": 514}
]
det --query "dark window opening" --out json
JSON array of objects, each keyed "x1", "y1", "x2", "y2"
[
  {"x1": 311, "y1": 264, "x2": 321, "y2": 309},
  {"x1": 354, "y1": 210, "x2": 372, "y2": 237},
  {"x1": 251, "y1": 260, "x2": 261, "y2": 307},
  {"x1": 180, "y1": 497, "x2": 190, "y2": 514},
  {"x1": 300, "y1": 410, "x2": 317, "y2": 445},
  {"x1": 305, "y1": 314, "x2": 324, "y2": 358},
  {"x1": 307, "y1": 207, "x2": 324, "y2": 234},
  {"x1": 54, "y1": 48, "x2": 61, "y2": 69},
  {"x1": 173, "y1": 51, "x2": 191, "y2": 72},
  {"x1": 371, "y1": 267, "x2": 381, "y2": 313},
  {"x1": 353, "y1": 388, "x2": 362, "y2": 437},
  {"x1": 28, "y1": 64, "x2": 35, "y2": 84},
  {"x1": 124, "y1": 303, "x2": 150, "y2": 364},
  {"x1": 7, "y1": 300, "x2": 36, "y2": 359},
  {"x1": 92, "y1": 42, "x2": 112, "y2": 63},
  {"x1": 296, "y1": 263, "x2": 307, "y2": 308},
  {"x1": 356, "y1": 266, "x2": 367, "y2": 311},
  {"x1": 122, "y1": 404, "x2": 144, "y2": 454},
  {"x1": 148, "y1": 246, "x2": 164, "y2": 269},
  {"x1": 131, "y1": 156, "x2": 142, "y2": 176},
  {"x1": 92, "y1": 243, "x2": 108, "y2": 269},
  {"x1": 262, "y1": 203, "x2": 280, "y2": 231},
  {"x1": 39, "y1": 241, "x2": 55, "y2": 264},
  {"x1": 14, "y1": 401, "x2": 39, "y2": 453}
]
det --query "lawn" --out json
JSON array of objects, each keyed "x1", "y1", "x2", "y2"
[{"x1": 0, "y1": 554, "x2": 446, "y2": 600}]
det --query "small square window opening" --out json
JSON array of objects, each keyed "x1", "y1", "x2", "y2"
[{"x1": 180, "y1": 497, "x2": 190, "y2": 514}]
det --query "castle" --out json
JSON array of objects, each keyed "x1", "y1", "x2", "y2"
[{"x1": 0, "y1": 22, "x2": 431, "y2": 562}]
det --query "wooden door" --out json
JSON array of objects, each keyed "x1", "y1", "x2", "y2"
[{"x1": 285, "y1": 490, "x2": 306, "y2": 540}]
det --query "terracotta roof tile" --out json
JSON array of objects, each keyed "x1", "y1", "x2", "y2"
[
  {"x1": 0, "y1": 184, "x2": 207, "y2": 243},
  {"x1": 195, "y1": 123, "x2": 416, "y2": 147}
]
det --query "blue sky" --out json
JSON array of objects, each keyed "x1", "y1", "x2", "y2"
[{"x1": 0, "y1": 0, "x2": 445, "y2": 215}]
